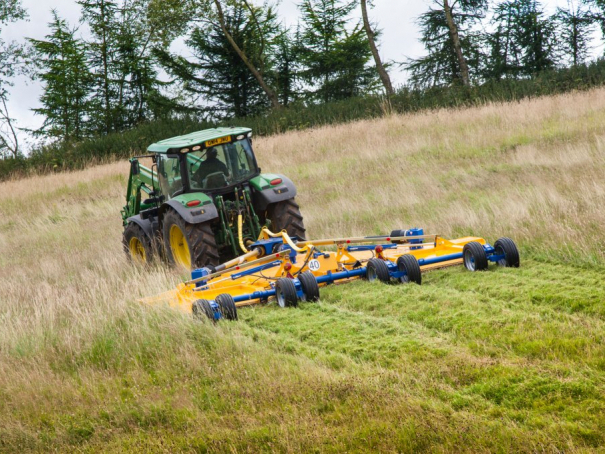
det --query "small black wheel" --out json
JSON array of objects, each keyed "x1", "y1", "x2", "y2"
[
  {"x1": 494, "y1": 237, "x2": 520, "y2": 268},
  {"x1": 298, "y1": 271, "x2": 320, "y2": 302},
  {"x1": 275, "y1": 278, "x2": 298, "y2": 308},
  {"x1": 463, "y1": 242, "x2": 488, "y2": 271},
  {"x1": 192, "y1": 299, "x2": 214, "y2": 321},
  {"x1": 366, "y1": 258, "x2": 391, "y2": 283},
  {"x1": 215, "y1": 294, "x2": 238, "y2": 320},
  {"x1": 397, "y1": 254, "x2": 422, "y2": 285}
]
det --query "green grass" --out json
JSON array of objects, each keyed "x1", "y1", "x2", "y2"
[
  {"x1": 2, "y1": 88, "x2": 605, "y2": 451},
  {"x1": 3, "y1": 260, "x2": 605, "y2": 452}
]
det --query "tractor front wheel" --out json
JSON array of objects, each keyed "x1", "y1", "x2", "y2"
[
  {"x1": 123, "y1": 222, "x2": 155, "y2": 265},
  {"x1": 267, "y1": 198, "x2": 306, "y2": 239},
  {"x1": 162, "y1": 208, "x2": 219, "y2": 270}
]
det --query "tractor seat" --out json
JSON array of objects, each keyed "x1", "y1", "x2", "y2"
[{"x1": 204, "y1": 172, "x2": 228, "y2": 188}]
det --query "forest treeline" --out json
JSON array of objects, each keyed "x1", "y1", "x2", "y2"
[{"x1": 2, "y1": 0, "x2": 605, "y2": 179}]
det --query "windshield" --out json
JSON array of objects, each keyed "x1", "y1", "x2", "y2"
[{"x1": 187, "y1": 139, "x2": 257, "y2": 190}]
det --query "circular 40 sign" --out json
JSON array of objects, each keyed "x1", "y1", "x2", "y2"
[{"x1": 308, "y1": 259, "x2": 321, "y2": 271}]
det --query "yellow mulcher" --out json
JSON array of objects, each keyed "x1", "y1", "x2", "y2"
[{"x1": 141, "y1": 227, "x2": 520, "y2": 321}]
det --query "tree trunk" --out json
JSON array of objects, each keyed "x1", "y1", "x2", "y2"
[
  {"x1": 360, "y1": 0, "x2": 394, "y2": 96},
  {"x1": 213, "y1": 0, "x2": 282, "y2": 110},
  {"x1": 443, "y1": 0, "x2": 470, "y2": 87}
]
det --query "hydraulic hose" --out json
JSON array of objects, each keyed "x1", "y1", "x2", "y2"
[{"x1": 237, "y1": 214, "x2": 248, "y2": 253}]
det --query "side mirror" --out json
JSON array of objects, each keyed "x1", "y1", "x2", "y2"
[{"x1": 131, "y1": 160, "x2": 140, "y2": 176}]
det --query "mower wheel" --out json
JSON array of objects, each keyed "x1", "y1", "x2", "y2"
[
  {"x1": 123, "y1": 222, "x2": 155, "y2": 264},
  {"x1": 298, "y1": 271, "x2": 320, "y2": 302},
  {"x1": 275, "y1": 278, "x2": 298, "y2": 308},
  {"x1": 192, "y1": 299, "x2": 214, "y2": 321},
  {"x1": 366, "y1": 258, "x2": 391, "y2": 283},
  {"x1": 216, "y1": 294, "x2": 238, "y2": 320},
  {"x1": 163, "y1": 208, "x2": 219, "y2": 270},
  {"x1": 397, "y1": 254, "x2": 422, "y2": 285},
  {"x1": 494, "y1": 237, "x2": 520, "y2": 268},
  {"x1": 267, "y1": 198, "x2": 306, "y2": 239},
  {"x1": 463, "y1": 241, "x2": 488, "y2": 271}
]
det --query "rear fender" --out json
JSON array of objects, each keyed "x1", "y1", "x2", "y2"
[
  {"x1": 251, "y1": 174, "x2": 297, "y2": 211},
  {"x1": 160, "y1": 197, "x2": 219, "y2": 224},
  {"x1": 126, "y1": 215, "x2": 157, "y2": 241}
]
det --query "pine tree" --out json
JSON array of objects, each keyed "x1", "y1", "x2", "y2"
[
  {"x1": 0, "y1": 0, "x2": 27, "y2": 158},
  {"x1": 78, "y1": 0, "x2": 172, "y2": 134},
  {"x1": 154, "y1": 2, "x2": 279, "y2": 118},
  {"x1": 29, "y1": 11, "x2": 93, "y2": 142},
  {"x1": 488, "y1": 0, "x2": 558, "y2": 79},
  {"x1": 299, "y1": 0, "x2": 377, "y2": 102},
  {"x1": 555, "y1": 1, "x2": 594, "y2": 66},
  {"x1": 407, "y1": 0, "x2": 487, "y2": 88}
]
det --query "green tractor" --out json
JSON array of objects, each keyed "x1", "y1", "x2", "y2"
[{"x1": 121, "y1": 127, "x2": 305, "y2": 269}]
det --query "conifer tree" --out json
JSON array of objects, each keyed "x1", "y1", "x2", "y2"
[
  {"x1": 29, "y1": 12, "x2": 93, "y2": 142},
  {"x1": 407, "y1": 0, "x2": 487, "y2": 88},
  {"x1": 555, "y1": 1, "x2": 594, "y2": 66},
  {"x1": 298, "y1": 0, "x2": 376, "y2": 102},
  {"x1": 0, "y1": 0, "x2": 27, "y2": 158}
]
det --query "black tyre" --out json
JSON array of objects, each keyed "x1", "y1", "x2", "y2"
[
  {"x1": 192, "y1": 299, "x2": 214, "y2": 321},
  {"x1": 216, "y1": 294, "x2": 238, "y2": 320},
  {"x1": 397, "y1": 254, "x2": 422, "y2": 285},
  {"x1": 123, "y1": 222, "x2": 155, "y2": 264},
  {"x1": 275, "y1": 278, "x2": 298, "y2": 308},
  {"x1": 162, "y1": 208, "x2": 219, "y2": 270},
  {"x1": 266, "y1": 198, "x2": 306, "y2": 239},
  {"x1": 494, "y1": 237, "x2": 520, "y2": 268},
  {"x1": 463, "y1": 241, "x2": 489, "y2": 271},
  {"x1": 298, "y1": 271, "x2": 320, "y2": 302},
  {"x1": 366, "y1": 258, "x2": 391, "y2": 283}
]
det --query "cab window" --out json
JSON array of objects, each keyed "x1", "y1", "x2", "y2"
[{"x1": 157, "y1": 155, "x2": 183, "y2": 199}]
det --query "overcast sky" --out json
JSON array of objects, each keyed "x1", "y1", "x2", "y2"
[{"x1": 0, "y1": 0, "x2": 590, "y2": 149}]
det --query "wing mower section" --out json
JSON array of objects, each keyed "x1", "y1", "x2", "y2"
[{"x1": 140, "y1": 228, "x2": 520, "y2": 321}]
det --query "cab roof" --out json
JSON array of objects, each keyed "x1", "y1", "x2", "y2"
[{"x1": 147, "y1": 127, "x2": 252, "y2": 153}]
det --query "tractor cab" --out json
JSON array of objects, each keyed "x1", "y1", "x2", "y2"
[
  {"x1": 122, "y1": 127, "x2": 306, "y2": 270},
  {"x1": 154, "y1": 130, "x2": 259, "y2": 199}
]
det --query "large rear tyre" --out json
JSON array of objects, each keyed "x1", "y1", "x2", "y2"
[
  {"x1": 123, "y1": 222, "x2": 155, "y2": 265},
  {"x1": 463, "y1": 241, "x2": 488, "y2": 272},
  {"x1": 366, "y1": 258, "x2": 391, "y2": 283},
  {"x1": 267, "y1": 198, "x2": 306, "y2": 239},
  {"x1": 494, "y1": 237, "x2": 520, "y2": 268},
  {"x1": 397, "y1": 254, "x2": 422, "y2": 285},
  {"x1": 216, "y1": 294, "x2": 238, "y2": 320},
  {"x1": 275, "y1": 278, "x2": 298, "y2": 308},
  {"x1": 298, "y1": 271, "x2": 320, "y2": 302},
  {"x1": 162, "y1": 208, "x2": 219, "y2": 270}
]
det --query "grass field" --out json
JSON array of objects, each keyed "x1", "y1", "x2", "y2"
[{"x1": 1, "y1": 89, "x2": 605, "y2": 452}]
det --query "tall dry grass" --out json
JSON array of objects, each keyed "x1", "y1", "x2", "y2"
[
  {"x1": 1, "y1": 88, "x2": 605, "y2": 451},
  {"x1": 258, "y1": 88, "x2": 605, "y2": 263}
]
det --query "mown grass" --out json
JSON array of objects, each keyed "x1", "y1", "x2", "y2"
[{"x1": 1, "y1": 89, "x2": 605, "y2": 452}]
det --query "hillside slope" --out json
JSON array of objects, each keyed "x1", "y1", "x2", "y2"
[{"x1": 1, "y1": 89, "x2": 605, "y2": 452}]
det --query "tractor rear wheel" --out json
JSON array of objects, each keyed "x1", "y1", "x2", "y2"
[
  {"x1": 123, "y1": 222, "x2": 155, "y2": 265},
  {"x1": 162, "y1": 208, "x2": 219, "y2": 270},
  {"x1": 267, "y1": 198, "x2": 306, "y2": 239}
]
